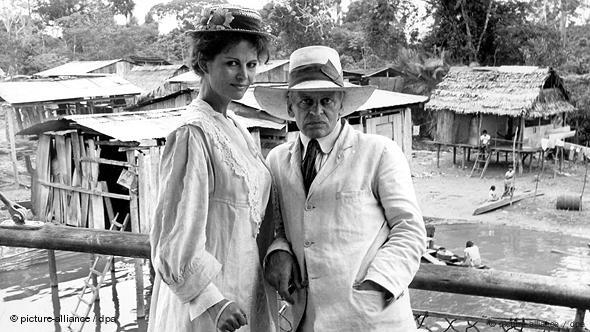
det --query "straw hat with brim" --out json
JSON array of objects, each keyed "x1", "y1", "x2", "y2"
[
  {"x1": 254, "y1": 46, "x2": 375, "y2": 121},
  {"x1": 186, "y1": 6, "x2": 274, "y2": 39}
]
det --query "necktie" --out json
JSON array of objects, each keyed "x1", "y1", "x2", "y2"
[{"x1": 302, "y1": 139, "x2": 321, "y2": 194}]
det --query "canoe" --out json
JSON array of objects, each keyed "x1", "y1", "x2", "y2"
[{"x1": 473, "y1": 191, "x2": 543, "y2": 215}]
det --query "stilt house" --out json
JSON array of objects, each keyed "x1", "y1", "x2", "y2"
[{"x1": 427, "y1": 66, "x2": 576, "y2": 148}]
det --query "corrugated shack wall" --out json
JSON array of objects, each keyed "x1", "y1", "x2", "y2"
[
  {"x1": 364, "y1": 107, "x2": 413, "y2": 159},
  {"x1": 32, "y1": 130, "x2": 156, "y2": 235}
]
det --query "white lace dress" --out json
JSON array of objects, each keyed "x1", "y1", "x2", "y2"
[{"x1": 148, "y1": 99, "x2": 275, "y2": 332}]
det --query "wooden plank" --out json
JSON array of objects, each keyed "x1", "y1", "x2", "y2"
[
  {"x1": 392, "y1": 112, "x2": 403, "y2": 145},
  {"x1": 88, "y1": 139, "x2": 104, "y2": 230},
  {"x1": 125, "y1": 150, "x2": 145, "y2": 318},
  {"x1": 70, "y1": 132, "x2": 82, "y2": 227},
  {"x1": 55, "y1": 135, "x2": 72, "y2": 225},
  {"x1": 473, "y1": 191, "x2": 544, "y2": 215},
  {"x1": 5, "y1": 106, "x2": 21, "y2": 185},
  {"x1": 78, "y1": 157, "x2": 137, "y2": 169},
  {"x1": 403, "y1": 108, "x2": 412, "y2": 158},
  {"x1": 37, "y1": 180, "x2": 131, "y2": 201},
  {"x1": 78, "y1": 135, "x2": 90, "y2": 228},
  {"x1": 35, "y1": 135, "x2": 52, "y2": 219}
]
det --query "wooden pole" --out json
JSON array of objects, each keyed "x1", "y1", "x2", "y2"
[
  {"x1": 5, "y1": 106, "x2": 21, "y2": 186},
  {"x1": 580, "y1": 157, "x2": 588, "y2": 211},
  {"x1": 126, "y1": 150, "x2": 145, "y2": 319},
  {"x1": 2, "y1": 226, "x2": 590, "y2": 310},
  {"x1": 0, "y1": 224, "x2": 149, "y2": 258},
  {"x1": 572, "y1": 309, "x2": 586, "y2": 332}
]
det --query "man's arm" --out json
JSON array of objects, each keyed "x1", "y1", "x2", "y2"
[
  {"x1": 262, "y1": 151, "x2": 302, "y2": 304},
  {"x1": 363, "y1": 140, "x2": 427, "y2": 301}
]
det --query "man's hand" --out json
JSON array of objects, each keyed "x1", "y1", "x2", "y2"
[
  {"x1": 207, "y1": 299, "x2": 248, "y2": 332},
  {"x1": 264, "y1": 250, "x2": 301, "y2": 304},
  {"x1": 355, "y1": 280, "x2": 393, "y2": 300}
]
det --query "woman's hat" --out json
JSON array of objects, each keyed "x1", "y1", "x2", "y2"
[
  {"x1": 188, "y1": 5, "x2": 274, "y2": 39},
  {"x1": 254, "y1": 46, "x2": 375, "y2": 121}
]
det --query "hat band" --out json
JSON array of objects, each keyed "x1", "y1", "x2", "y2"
[{"x1": 289, "y1": 61, "x2": 344, "y2": 88}]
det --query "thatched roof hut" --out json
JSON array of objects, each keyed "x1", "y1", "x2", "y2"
[
  {"x1": 428, "y1": 66, "x2": 574, "y2": 118},
  {"x1": 427, "y1": 66, "x2": 576, "y2": 148}
]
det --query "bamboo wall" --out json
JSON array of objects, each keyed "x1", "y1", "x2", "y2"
[{"x1": 33, "y1": 131, "x2": 159, "y2": 234}]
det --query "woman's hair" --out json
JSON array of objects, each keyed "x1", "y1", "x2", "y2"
[
  {"x1": 188, "y1": 32, "x2": 271, "y2": 76},
  {"x1": 490, "y1": 185, "x2": 496, "y2": 190}
]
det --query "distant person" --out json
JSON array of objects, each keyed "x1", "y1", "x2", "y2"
[
  {"x1": 480, "y1": 130, "x2": 491, "y2": 147},
  {"x1": 503, "y1": 167, "x2": 516, "y2": 198},
  {"x1": 479, "y1": 130, "x2": 491, "y2": 154},
  {"x1": 463, "y1": 241, "x2": 482, "y2": 267},
  {"x1": 488, "y1": 185, "x2": 499, "y2": 201}
]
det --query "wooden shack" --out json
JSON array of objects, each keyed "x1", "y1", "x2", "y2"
[
  {"x1": 0, "y1": 76, "x2": 142, "y2": 186},
  {"x1": 34, "y1": 59, "x2": 134, "y2": 77},
  {"x1": 427, "y1": 66, "x2": 576, "y2": 149},
  {"x1": 18, "y1": 107, "x2": 285, "y2": 230},
  {"x1": 344, "y1": 67, "x2": 405, "y2": 91},
  {"x1": 236, "y1": 87, "x2": 428, "y2": 159}
]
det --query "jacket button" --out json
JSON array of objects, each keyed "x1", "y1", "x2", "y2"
[
  {"x1": 304, "y1": 240, "x2": 313, "y2": 247},
  {"x1": 305, "y1": 203, "x2": 314, "y2": 210}
]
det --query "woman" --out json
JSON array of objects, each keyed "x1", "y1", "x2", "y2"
[{"x1": 148, "y1": 6, "x2": 275, "y2": 332}]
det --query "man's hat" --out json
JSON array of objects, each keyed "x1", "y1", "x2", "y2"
[
  {"x1": 187, "y1": 5, "x2": 274, "y2": 39},
  {"x1": 254, "y1": 46, "x2": 375, "y2": 120}
]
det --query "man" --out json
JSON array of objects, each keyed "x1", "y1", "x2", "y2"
[
  {"x1": 479, "y1": 130, "x2": 491, "y2": 157},
  {"x1": 463, "y1": 241, "x2": 482, "y2": 267},
  {"x1": 254, "y1": 46, "x2": 426, "y2": 332}
]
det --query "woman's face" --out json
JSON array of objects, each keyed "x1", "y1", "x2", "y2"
[{"x1": 204, "y1": 40, "x2": 259, "y2": 102}]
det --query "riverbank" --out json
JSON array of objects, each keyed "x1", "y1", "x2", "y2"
[{"x1": 411, "y1": 142, "x2": 590, "y2": 239}]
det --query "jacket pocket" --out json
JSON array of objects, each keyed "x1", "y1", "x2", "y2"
[
  {"x1": 351, "y1": 288, "x2": 385, "y2": 314},
  {"x1": 336, "y1": 189, "x2": 373, "y2": 202}
]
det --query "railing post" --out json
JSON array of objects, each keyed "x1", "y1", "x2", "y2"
[{"x1": 572, "y1": 308, "x2": 586, "y2": 332}]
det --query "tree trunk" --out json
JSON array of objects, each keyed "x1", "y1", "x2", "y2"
[{"x1": 560, "y1": 0, "x2": 567, "y2": 48}]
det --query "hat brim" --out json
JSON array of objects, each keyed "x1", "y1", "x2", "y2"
[
  {"x1": 185, "y1": 29, "x2": 276, "y2": 39},
  {"x1": 254, "y1": 82, "x2": 376, "y2": 121}
]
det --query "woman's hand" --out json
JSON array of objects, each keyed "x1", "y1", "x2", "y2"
[{"x1": 208, "y1": 299, "x2": 248, "y2": 332}]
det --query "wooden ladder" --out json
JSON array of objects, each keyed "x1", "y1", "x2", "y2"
[
  {"x1": 67, "y1": 213, "x2": 130, "y2": 332},
  {"x1": 470, "y1": 149, "x2": 492, "y2": 178}
]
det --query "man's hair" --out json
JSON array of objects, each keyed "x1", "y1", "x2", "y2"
[
  {"x1": 466, "y1": 241, "x2": 474, "y2": 247},
  {"x1": 187, "y1": 31, "x2": 270, "y2": 76},
  {"x1": 490, "y1": 185, "x2": 495, "y2": 190},
  {"x1": 482, "y1": 130, "x2": 488, "y2": 134}
]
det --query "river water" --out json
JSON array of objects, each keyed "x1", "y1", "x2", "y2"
[
  {"x1": 1, "y1": 223, "x2": 589, "y2": 331},
  {"x1": 410, "y1": 223, "x2": 590, "y2": 331}
]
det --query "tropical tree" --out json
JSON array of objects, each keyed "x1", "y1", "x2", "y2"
[
  {"x1": 145, "y1": 0, "x2": 226, "y2": 32},
  {"x1": 261, "y1": 0, "x2": 337, "y2": 57}
]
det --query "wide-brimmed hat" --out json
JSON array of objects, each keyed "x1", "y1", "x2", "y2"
[
  {"x1": 187, "y1": 5, "x2": 274, "y2": 39},
  {"x1": 254, "y1": 46, "x2": 375, "y2": 120}
]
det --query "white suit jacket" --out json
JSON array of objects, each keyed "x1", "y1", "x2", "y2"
[{"x1": 266, "y1": 122, "x2": 426, "y2": 332}]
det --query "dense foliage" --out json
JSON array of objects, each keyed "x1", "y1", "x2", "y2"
[{"x1": 0, "y1": 0, "x2": 588, "y2": 80}]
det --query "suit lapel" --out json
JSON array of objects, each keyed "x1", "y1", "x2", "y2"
[
  {"x1": 309, "y1": 122, "x2": 355, "y2": 195},
  {"x1": 288, "y1": 137, "x2": 306, "y2": 195}
]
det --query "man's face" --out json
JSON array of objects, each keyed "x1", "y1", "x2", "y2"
[{"x1": 288, "y1": 90, "x2": 343, "y2": 139}]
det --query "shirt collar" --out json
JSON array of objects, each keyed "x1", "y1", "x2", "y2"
[{"x1": 300, "y1": 119, "x2": 342, "y2": 156}]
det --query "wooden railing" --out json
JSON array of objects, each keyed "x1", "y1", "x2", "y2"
[{"x1": 0, "y1": 223, "x2": 588, "y2": 330}]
